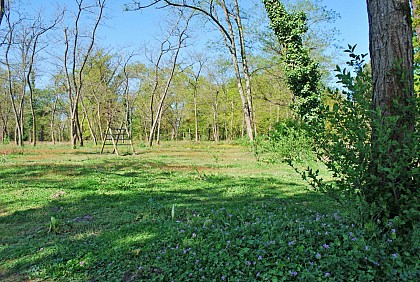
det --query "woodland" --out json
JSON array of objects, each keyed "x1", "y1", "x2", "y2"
[
  {"x1": 0, "y1": 0, "x2": 419, "y2": 281},
  {"x1": 0, "y1": 0, "x2": 341, "y2": 147}
]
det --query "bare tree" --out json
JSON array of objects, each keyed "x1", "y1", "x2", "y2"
[
  {"x1": 145, "y1": 9, "x2": 193, "y2": 146},
  {"x1": 63, "y1": 0, "x2": 106, "y2": 148},
  {"x1": 26, "y1": 12, "x2": 62, "y2": 146},
  {"x1": 186, "y1": 52, "x2": 206, "y2": 142},
  {"x1": 129, "y1": 0, "x2": 255, "y2": 141},
  {"x1": 3, "y1": 1, "x2": 25, "y2": 146}
]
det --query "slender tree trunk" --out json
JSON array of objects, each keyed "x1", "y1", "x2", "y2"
[
  {"x1": 50, "y1": 94, "x2": 58, "y2": 144},
  {"x1": 212, "y1": 90, "x2": 220, "y2": 142},
  {"x1": 81, "y1": 98, "x2": 97, "y2": 145},
  {"x1": 194, "y1": 89, "x2": 199, "y2": 142},
  {"x1": 148, "y1": 13, "x2": 191, "y2": 147},
  {"x1": 219, "y1": 0, "x2": 254, "y2": 141}
]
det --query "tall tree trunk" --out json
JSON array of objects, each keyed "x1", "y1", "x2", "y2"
[
  {"x1": 368, "y1": 0, "x2": 414, "y2": 130},
  {"x1": 367, "y1": 0, "x2": 415, "y2": 219},
  {"x1": 219, "y1": 0, "x2": 254, "y2": 141},
  {"x1": 148, "y1": 12, "x2": 191, "y2": 147}
]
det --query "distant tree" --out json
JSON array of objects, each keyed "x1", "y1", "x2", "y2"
[
  {"x1": 63, "y1": 0, "x2": 106, "y2": 148},
  {"x1": 128, "y1": 0, "x2": 256, "y2": 141},
  {"x1": 145, "y1": 9, "x2": 192, "y2": 147}
]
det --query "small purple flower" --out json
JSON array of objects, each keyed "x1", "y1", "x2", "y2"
[
  {"x1": 290, "y1": 271, "x2": 298, "y2": 276},
  {"x1": 323, "y1": 243, "x2": 330, "y2": 249},
  {"x1": 325, "y1": 272, "x2": 330, "y2": 277},
  {"x1": 256, "y1": 272, "x2": 261, "y2": 277},
  {"x1": 351, "y1": 237, "x2": 357, "y2": 241},
  {"x1": 192, "y1": 233, "x2": 197, "y2": 237},
  {"x1": 365, "y1": 245, "x2": 369, "y2": 251},
  {"x1": 258, "y1": 255, "x2": 263, "y2": 260},
  {"x1": 388, "y1": 221, "x2": 392, "y2": 226},
  {"x1": 138, "y1": 266, "x2": 143, "y2": 270},
  {"x1": 391, "y1": 229, "x2": 396, "y2": 234},
  {"x1": 246, "y1": 261, "x2": 251, "y2": 266},
  {"x1": 288, "y1": 240, "x2": 295, "y2": 246},
  {"x1": 221, "y1": 276, "x2": 226, "y2": 281},
  {"x1": 392, "y1": 253, "x2": 398, "y2": 258},
  {"x1": 316, "y1": 253, "x2": 321, "y2": 259},
  {"x1": 227, "y1": 240, "x2": 231, "y2": 244}
]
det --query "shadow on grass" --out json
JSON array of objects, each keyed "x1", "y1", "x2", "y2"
[{"x1": 0, "y1": 158, "x2": 335, "y2": 281}]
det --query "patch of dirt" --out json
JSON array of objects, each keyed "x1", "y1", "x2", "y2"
[
  {"x1": 71, "y1": 214, "x2": 93, "y2": 222},
  {"x1": 51, "y1": 190, "x2": 66, "y2": 198}
]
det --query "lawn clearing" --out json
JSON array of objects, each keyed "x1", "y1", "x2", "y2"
[{"x1": 0, "y1": 142, "x2": 417, "y2": 281}]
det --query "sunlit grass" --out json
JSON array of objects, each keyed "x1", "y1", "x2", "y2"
[{"x1": 0, "y1": 142, "x2": 416, "y2": 281}]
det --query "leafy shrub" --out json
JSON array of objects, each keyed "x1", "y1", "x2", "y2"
[
  {"x1": 287, "y1": 45, "x2": 419, "y2": 245},
  {"x1": 255, "y1": 119, "x2": 315, "y2": 164}
]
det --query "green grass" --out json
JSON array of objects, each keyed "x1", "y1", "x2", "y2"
[{"x1": 0, "y1": 142, "x2": 418, "y2": 281}]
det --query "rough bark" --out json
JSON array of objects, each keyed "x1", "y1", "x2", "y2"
[
  {"x1": 367, "y1": 0, "x2": 414, "y2": 127},
  {"x1": 366, "y1": 0, "x2": 415, "y2": 220}
]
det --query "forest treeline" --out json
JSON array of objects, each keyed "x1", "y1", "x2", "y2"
[{"x1": 0, "y1": 0, "x2": 337, "y2": 147}]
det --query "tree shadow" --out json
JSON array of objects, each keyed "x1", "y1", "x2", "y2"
[{"x1": 0, "y1": 157, "x2": 335, "y2": 281}]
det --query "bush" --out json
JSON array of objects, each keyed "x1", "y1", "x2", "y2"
[
  {"x1": 255, "y1": 119, "x2": 315, "y2": 164},
  {"x1": 287, "y1": 45, "x2": 419, "y2": 246}
]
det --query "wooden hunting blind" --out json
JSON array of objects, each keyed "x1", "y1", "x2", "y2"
[{"x1": 100, "y1": 123, "x2": 135, "y2": 155}]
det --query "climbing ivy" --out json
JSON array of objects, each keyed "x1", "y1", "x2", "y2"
[{"x1": 264, "y1": 0, "x2": 321, "y2": 119}]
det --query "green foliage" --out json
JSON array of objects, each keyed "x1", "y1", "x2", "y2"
[
  {"x1": 255, "y1": 119, "x2": 315, "y2": 163},
  {"x1": 48, "y1": 216, "x2": 59, "y2": 234},
  {"x1": 288, "y1": 45, "x2": 419, "y2": 242},
  {"x1": 0, "y1": 143, "x2": 418, "y2": 280},
  {"x1": 264, "y1": 0, "x2": 321, "y2": 119}
]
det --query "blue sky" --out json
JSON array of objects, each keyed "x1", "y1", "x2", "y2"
[
  {"x1": 98, "y1": 0, "x2": 370, "y2": 55},
  {"x1": 32, "y1": 0, "x2": 370, "y2": 63},
  {"x1": 323, "y1": 0, "x2": 369, "y2": 55}
]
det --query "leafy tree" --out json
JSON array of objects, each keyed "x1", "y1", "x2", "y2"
[{"x1": 264, "y1": 0, "x2": 321, "y2": 120}]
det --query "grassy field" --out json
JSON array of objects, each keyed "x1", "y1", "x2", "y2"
[{"x1": 0, "y1": 142, "x2": 416, "y2": 281}]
